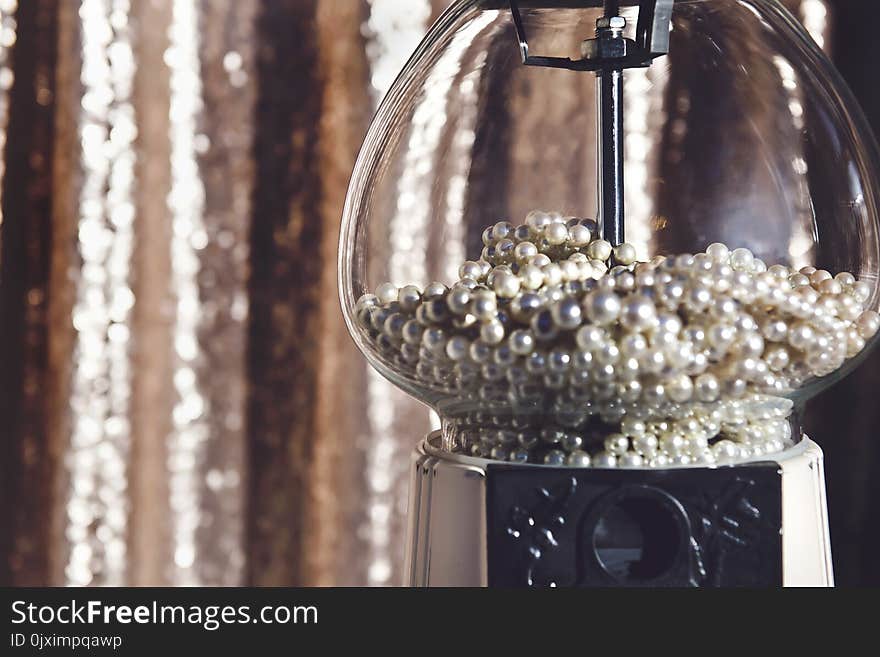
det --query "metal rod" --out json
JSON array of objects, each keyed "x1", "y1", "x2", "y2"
[
  {"x1": 598, "y1": 66, "x2": 625, "y2": 246},
  {"x1": 604, "y1": 0, "x2": 621, "y2": 18}
]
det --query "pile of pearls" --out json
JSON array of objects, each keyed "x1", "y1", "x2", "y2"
[
  {"x1": 445, "y1": 394, "x2": 794, "y2": 468},
  {"x1": 354, "y1": 210, "x2": 880, "y2": 467}
]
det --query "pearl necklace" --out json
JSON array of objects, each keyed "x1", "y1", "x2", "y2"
[{"x1": 355, "y1": 211, "x2": 879, "y2": 468}]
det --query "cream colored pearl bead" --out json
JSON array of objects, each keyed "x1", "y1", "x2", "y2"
[
  {"x1": 542, "y1": 263, "x2": 563, "y2": 286},
  {"x1": 480, "y1": 320, "x2": 505, "y2": 345},
  {"x1": 856, "y1": 310, "x2": 880, "y2": 339},
  {"x1": 544, "y1": 222, "x2": 569, "y2": 246},
  {"x1": 667, "y1": 374, "x2": 694, "y2": 402},
  {"x1": 592, "y1": 452, "x2": 617, "y2": 468},
  {"x1": 604, "y1": 433, "x2": 629, "y2": 456},
  {"x1": 397, "y1": 285, "x2": 422, "y2": 311},
  {"x1": 568, "y1": 224, "x2": 591, "y2": 247},
  {"x1": 632, "y1": 433, "x2": 658, "y2": 455},
  {"x1": 519, "y1": 264, "x2": 545, "y2": 290},
  {"x1": 470, "y1": 290, "x2": 497, "y2": 321},
  {"x1": 613, "y1": 242, "x2": 637, "y2": 265},
  {"x1": 587, "y1": 239, "x2": 613, "y2": 262},
  {"x1": 566, "y1": 451, "x2": 591, "y2": 467},
  {"x1": 789, "y1": 273, "x2": 810, "y2": 287},
  {"x1": 618, "y1": 452, "x2": 644, "y2": 468},
  {"x1": 375, "y1": 282, "x2": 398, "y2": 304},
  {"x1": 694, "y1": 373, "x2": 720, "y2": 402},
  {"x1": 560, "y1": 260, "x2": 580, "y2": 282},
  {"x1": 847, "y1": 329, "x2": 866, "y2": 357},
  {"x1": 818, "y1": 278, "x2": 842, "y2": 295},
  {"x1": 583, "y1": 290, "x2": 621, "y2": 325},
  {"x1": 620, "y1": 295, "x2": 656, "y2": 332},
  {"x1": 620, "y1": 417, "x2": 647, "y2": 437},
  {"x1": 835, "y1": 271, "x2": 856, "y2": 286},
  {"x1": 514, "y1": 241, "x2": 538, "y2": 262},
  {"x1": 729, "y1": 247, "x2": 754, "y2": 271},
  {"x1": 851, "y1": 281, "x2": 871, "y2": 304},
  {"x1": 458, "y1": 260, "x2": 483, "y2": 281},
  {"x1": 705, "y1": 242, "x2": 729, "y2": 263},
  {"x1": 524, "y1": 209, "x2": 552, "y2": 231},
  {"x1": 809, "y1": 269, "x2": 832, "y2": 287},
  {"x1": 492, "y1": 270, "x2": 521, "y2": 298}
]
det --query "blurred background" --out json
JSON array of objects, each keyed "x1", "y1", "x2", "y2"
[{"x1": 0, "y1": 0, "x2": 878, "y2": 587}]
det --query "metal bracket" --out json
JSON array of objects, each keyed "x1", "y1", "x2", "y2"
[{"x1": 509, "y1": 0, "x2": 673, "y2": 72}]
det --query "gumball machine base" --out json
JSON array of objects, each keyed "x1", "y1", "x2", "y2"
[{"x1": 404, "y1": 433, "x2": 832, "y2": 587}]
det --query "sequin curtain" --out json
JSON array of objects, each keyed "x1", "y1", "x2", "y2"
[
  {"x1": 3, "y1": 0, "x2": 880, "y2": 588},
  {"x1": 0, "y1": 0, "x2": 443, "y2": 587}
]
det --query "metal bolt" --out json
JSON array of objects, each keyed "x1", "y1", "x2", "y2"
[{"x1": 596, "y1": 16, "x2": 626, "y2": 30}]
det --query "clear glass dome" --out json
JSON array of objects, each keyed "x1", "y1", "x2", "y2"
[{"x1": 339, "y1": 0, "x2": 880, "y2": 467}]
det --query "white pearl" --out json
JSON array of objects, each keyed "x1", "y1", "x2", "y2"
[
  {"x1": 851, "y1": 280, "x2": 871, "y2": 304},
  {"x1": 848, "y1": 329, "x2": 866, "y2": 357},
  {"x1": 618, "y1": 452, "x2": 644, "y2": 468},
  {"x1": 375, "y1": 282, "x2": 398, "y2": 304},
  {"x1": 480, "y1": 320, "x2": 505, "y2": 345},
  {"x1": 509, "y1": 329, "x2": 535, "y2": 355},
  {"x1": 402, "y1": 319, "x2": 422, "y2": 345},
  {"x1": 514, "y1": 241, "x2": 538, "y2": 262},
  {"x1": 694, "y1": 373, "x2": 720, "y2": 402},
  {"x1": 566, "y1": 450, "x2": 591, "y2": 467},
  {"x1": 856, "y1": 310, "x2": 880, "y2": 339},
  {"x1": 445, "y1": 336, "x2": 470, "y2": 361},
  {"x1": 789, "y1": 273, "x2": 810, "y2": 287},
  {"x1": 711, "y1": 440, "x2": 741, "y2": 463},
  {"x1": 761, "y1": 318, "x2": 788, "y2": 342},
  {"x1": 470, "y1": 290, "x2": 497, "y2": 320},
  {"x1": 525, "y1": 209, "x2": 552, "y2": 231},
  {"x1": 587, "y1": 239, "x2": 613, "y2": 261},
  {"x1": 818, "y1": 279, "x2": 842, "y2": 295},
  {"x1": 604, "y1": 433, "x2": 629, "y2": 455},
  {"x1": 632, "y1": 433, "x2": 658, "y2": 455},
  {"x1": 591, "y1": 452, "x2": 617, "y2": 468},
  {"x1": 446, "y1": 286, "x2": 470, "y2": 315},
  {"x1": 458, "y1": 261, "x2": 483, "y2": 281},
  {"x1": 788, "y1": 322, "x2": 815, "y2": 350},
  {"x1": 519, "y1": 264, "x2": 545, "y2": 290},
  {"x1": 729, "y1": 247, "x2": 754, "y2": 271},
  {"x1": 620, "y1": 417, "x2": 647, "y2": 437},
  {"x1": 576, "y1": 325, "x2": 606, "y2": 351},
  {"x1": 396, "y1": 285, "x2": 421, "y2": 311},
  {"x1": 493, "y1": 270, "x2": 521, "y2": 298},
  {"x1": 620, "y1": 295, "x2": 656, "y2": 332},
  {"x1": 835, "y1": 271, "x2": 856, "y2": 286},
  {"x1": 542, "y1": 263, "x2": 563, "y2": 286},
  {"x1": 583, "y1": 290, "x2": 621, "y2": 325},
  {"x1": 423, "y1": 281, "x2": 447, "y2": 299},
  {"x1": 568, "y1": 224, "x2": 591, "y2": 247},
  {"x1": 613, "y1": 242, "x2": 637, "y2": 265},
  {"x1": 705, "y1": 242, "x2": 730, "y2": 263},
  {"x1": 809, "y1": 269, "x2": 832, "y2": 286},
  {"x1": 469, "y1": 340, "x2": 491, "y2": 363},
  {"x1": 544, "y1": 222, "x2": 569, "y2": 246},
  {"x1": 552, "y1": 298, "x2": 583, "y2": 330},
  {"x1": 543, "y1": 449, "x2": 566, "y2": 466},
  {"x1": 560, "y1": 260, "x2": 580, "y2": 282},
  {"x1": 659, "y1": 432, "x2": 686, "y2": 455},
  {"x1": 667, "y1": 374, "x2": 694, "y2": 402}
]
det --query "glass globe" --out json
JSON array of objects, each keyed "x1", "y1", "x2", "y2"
[{"x1": 339, "y1": 0, "x2": 880, "y2": 467}]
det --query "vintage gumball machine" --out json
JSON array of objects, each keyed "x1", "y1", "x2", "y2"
[{"x1": 339, "y1": 0, "x2": 880, "y2": 587}]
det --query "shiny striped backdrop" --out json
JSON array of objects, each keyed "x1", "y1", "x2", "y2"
[{"x1": 5, "y1": 0, "x2": 877, "y2": 587}]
